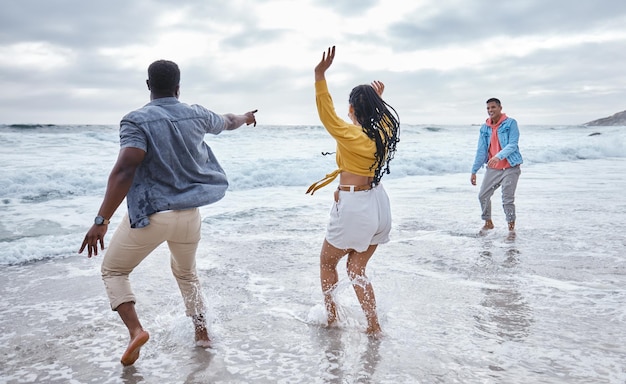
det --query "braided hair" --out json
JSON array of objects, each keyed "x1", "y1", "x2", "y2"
[{"x1": 348, "y1": 84, "x2": 400, "y2": 186}]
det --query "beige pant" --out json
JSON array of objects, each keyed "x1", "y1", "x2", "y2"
[{"x1": 101, "y1": 208, "x2": 205, "y2": 316}]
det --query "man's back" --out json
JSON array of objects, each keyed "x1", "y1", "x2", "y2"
[{"x1": 120, "y1": 97, "x2": 229, "y2": 228}]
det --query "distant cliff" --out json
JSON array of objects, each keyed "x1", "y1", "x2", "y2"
[{"x1": 584, "y1": 110, "x2": 626, "y2": 126}]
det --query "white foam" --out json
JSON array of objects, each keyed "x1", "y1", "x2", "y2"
[{"x1": 1, "y1": 124, "x2": 626, "y2": 383}]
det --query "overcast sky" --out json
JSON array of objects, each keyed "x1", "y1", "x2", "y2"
[{"x1": 2, "y1": 0, "x2": 626, "y2": 126}]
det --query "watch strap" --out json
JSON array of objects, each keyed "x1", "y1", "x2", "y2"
[{"x1": 95, "y1": 215, "x2": 110, "y2": 225}]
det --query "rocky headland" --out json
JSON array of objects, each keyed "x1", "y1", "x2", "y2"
[{"x1": 584, "y1": 110, "x2": 626, "y2": 126}]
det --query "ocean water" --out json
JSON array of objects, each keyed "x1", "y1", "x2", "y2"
[{"x1": 0, "y1": 123, "x2": 625, "y2": 383}]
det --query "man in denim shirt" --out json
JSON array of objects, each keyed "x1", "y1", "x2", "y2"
[
  {"x1": 79, "y1": 60, "x2": 257, "y2": 366},
  {"x1": 470, "y1": 98, "x2": 523, "y2": 238}
]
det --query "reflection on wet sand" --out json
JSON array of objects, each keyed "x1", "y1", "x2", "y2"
[
  {"x1": 312, "y1": 327, "x2": 382, "y2": 383},
  {"x1": 474, "y1": 246, "x2": 534, "y2": 343},
  {"x1": 356, "y1": 338, "x2": 382, "y2": 384},
  {"x1": 184, "y1": 347, "x2": 215, "y2": 384},
  {"x1": 121, "y1": 365, "x2": 144, "y2": 384}
]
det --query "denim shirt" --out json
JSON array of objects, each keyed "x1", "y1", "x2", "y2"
[
  {"x1": 471, "y1": 117, "x2": 523, "y2": 174},
  {"x1": 119, "y1": 97, "x2": 227, "y2": 228}
]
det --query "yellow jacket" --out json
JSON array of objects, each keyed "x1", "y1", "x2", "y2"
[{"x1": 306, "y1": 80, "x2": 377, "y2": 194}]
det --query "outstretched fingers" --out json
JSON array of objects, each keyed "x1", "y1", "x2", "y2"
[
  {"x1": 79, "y1": 227, "x2": 106, "y2": 258},
  {"x1": 371, "y1": 80, "x2": 385, "y2": 97},
  {"x1": 324, "y1": 46, "x2": 336, "y2": 63},
  {"x1": 315, "y1": 46, "x2": 336, "y2": 78},
  {"x1": 246, "y1": 109, "x2": 258, "y2": 127}
]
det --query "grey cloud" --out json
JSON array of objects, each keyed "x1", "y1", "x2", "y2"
[
  {"x1": 0, "y1": 0, "x2": 255, "y2": 47},
  {"x1": 387, "y1": 1, "x2": 626, "y2": 50},
  {"x1": 0, "y1": 1, "x2": 154, "y2": 47},
  {"x1": 1, "y1": 0, "x2": 625, "y2": 125},
  {"x1": 220, "y1": 27, "x2": 288, "y2": 50},
  {"x1": 315, "y1": 0, "x2": 379, "y2": 16},
  {"x1": 366, "y1": 37, "x2": 626, "y2": 125}
]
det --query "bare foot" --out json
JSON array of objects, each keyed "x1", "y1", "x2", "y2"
[
  {"x1": 193, "y1": 314, "x2": 211, "y2": 348},
  {"x1": 479, "y1": 220, "x2": 494, "y2": 235},
  {"x1": 120, "y1": 330, "x2": 150, "y2": 366},
  {"x1": 195, "y1": 327, "x2": 211, "y2": 348},
  {"x1": 326, "y1": 318, "x2": 339, "y2": 328},
  {"x1": 365, "y1": 326, "x2": 384, "y2": 339}
]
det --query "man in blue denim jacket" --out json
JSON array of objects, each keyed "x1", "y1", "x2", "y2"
[
  {"x1": 470, "y1": 98, "x2": 523, "y2": 237},
  {"x1": 79, "y1": 60, "x2": 257, "y2": 366}
]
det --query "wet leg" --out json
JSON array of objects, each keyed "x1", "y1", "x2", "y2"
[
  {"x1": 167, "y1": 209, "x2": 208, "y2": 346},
  {"x1": 320, "y1": 239, "x2": 346, "y2": 326},
  {"x1": 347, "y1": 245, "x2": 382, "y2": 338}
]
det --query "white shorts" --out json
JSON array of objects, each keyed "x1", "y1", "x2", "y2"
[{"x1": 325, "y1": 183, "x2": 392, "y2": 252}]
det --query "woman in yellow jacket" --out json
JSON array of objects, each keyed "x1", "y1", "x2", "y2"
[{"x1": 308, "y1": 46, "x2": 400, "y2": 337}]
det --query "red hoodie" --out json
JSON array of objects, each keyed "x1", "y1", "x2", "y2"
[{"x1": 487, "y1": 114, "x2": 511, "y2": 169}]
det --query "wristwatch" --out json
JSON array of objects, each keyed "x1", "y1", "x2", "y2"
[{"x1": 94, "y1": 215, "x2": 110, "y2": 225}]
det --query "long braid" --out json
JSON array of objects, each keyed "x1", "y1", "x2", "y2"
[{"x1": 349, "y1": 85, "x2": 401, "y2": 185}]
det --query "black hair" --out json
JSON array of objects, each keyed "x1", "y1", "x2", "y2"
[
  {"x1": 147, "y1": 60, "x2": 180, "y2": 93},
  {"x1": 486, "y1": 97, "x2": 501, "y2": 106},
  {"x1": 348, "y1": 84, "x2": 401, "y2": 185}
]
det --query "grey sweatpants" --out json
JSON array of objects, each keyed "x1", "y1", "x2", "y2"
[{"x1": 478, "y1": 165, "x2": 521, "y2": 223}]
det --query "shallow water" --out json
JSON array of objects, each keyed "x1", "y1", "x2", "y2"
[
  {"x1": 1, "y1": 124, "x2": 625, "y2": 383},
  {"x1": 2, "y1": 158, "x2": 625, "y2": 383}
]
